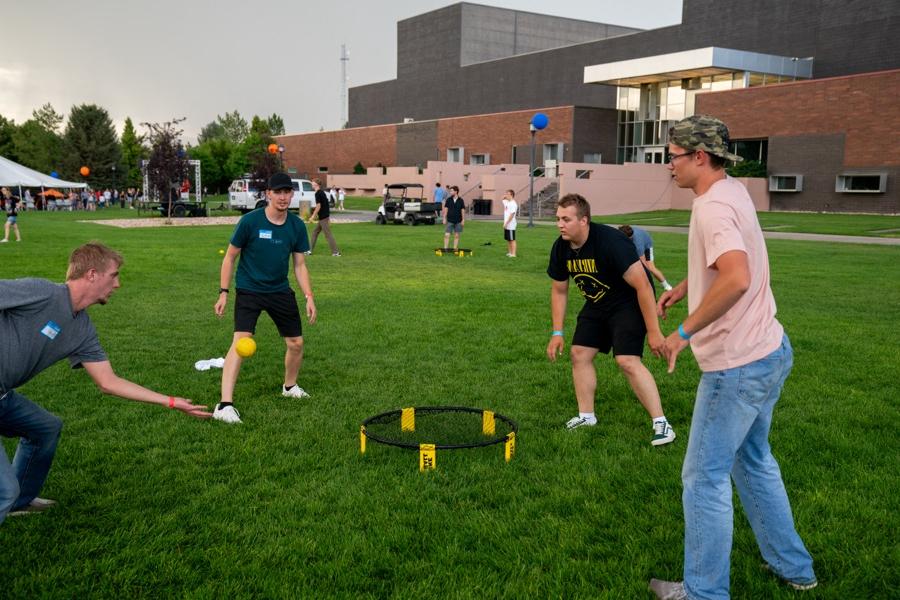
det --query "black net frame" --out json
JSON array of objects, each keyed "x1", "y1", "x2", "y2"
[{"x1": 361, "y1": 406, "x2": 517, "y2": 450}]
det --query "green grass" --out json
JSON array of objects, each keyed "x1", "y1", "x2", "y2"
[
  {"x1": 1, "y1": 211, "x2": 898, "y2": 598},
  {"x1": 597, "y1": 209, "x2": 900, "y2": 237}
]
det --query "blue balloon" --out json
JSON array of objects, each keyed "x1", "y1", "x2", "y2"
[
  {"x1": 531, "y1": 113, "x2": 549, "y2": 130},
  {"x1": 50, "y1": 171, "x2": 59, "y2": 178}
]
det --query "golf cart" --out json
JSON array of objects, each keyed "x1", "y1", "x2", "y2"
[{"x1": 376, "y1": 183, "x2": 437, "y2": 226}]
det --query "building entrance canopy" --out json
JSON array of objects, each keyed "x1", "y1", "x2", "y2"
[{"x1": 584, "y1": 47, "x2": 813, "y2": 87}]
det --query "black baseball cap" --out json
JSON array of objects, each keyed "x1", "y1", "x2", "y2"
[{"x1": 268, "y1": 172, "x2": 293, "y2": 190}]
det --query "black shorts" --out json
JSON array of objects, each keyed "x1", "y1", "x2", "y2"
[
  {"x1": 504, "y1": 228, "x2": 516, "y2": 241},
  {"x1": 234, "y1": 289, "x2": 302, "y2": 338},
  {"x1": 571, "y1": 303, "x2": 646, "y2": 357}
]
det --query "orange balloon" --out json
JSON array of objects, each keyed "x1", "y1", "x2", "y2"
[
  {"x1": 267, "y1": 143, "x2": 278, "y2": 154},
  {"x1": 80, "y1": 166, "x2": 90, "y2": 177}
]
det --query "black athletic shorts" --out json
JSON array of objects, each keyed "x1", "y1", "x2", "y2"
[
  {"x1": 234, "y1": 289, "x2": 302, "y2": 337},
  {"x1": 504, "y1": 228, "x2": 516, "y2": 242},
  {"x1": 571, "y1": 302, "x2": 646, "y2": 357}
]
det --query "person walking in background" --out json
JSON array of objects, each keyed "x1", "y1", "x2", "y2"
[
  {"x1": 546, "y1": 194, "x2": 675, "y2": 446},
  {"x1": 442, "y1": 186, "x2": 465, "y2": 250},
  {"x1": 433, "y1": 182, "x2": 446, "y2": 217},
  {"x1": 502, "y1": 189, "x2": 518, "y2": 257},
  {"x1": 213, "y1": 173, "x2": 318, "y2": 425},
  {"x1": 649, "y1": 115, "x2": 816, "y2": 599},
  {"x1": 308, "y1": 179, "x2": 341, "y2": 257},
  {"x1": 1, "y1": 187, "x2": 22, "y2": 243},
  {"x1": 337, "y1": 187, "x2": 345, "y2": 211},
  {"x1": 618, "y1": 225, "x2": 673, "y2": 292},
  {"x1": 0, "y1": 242, "x2": 210, "y2": 524}
]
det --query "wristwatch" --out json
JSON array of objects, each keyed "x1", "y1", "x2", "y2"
[{"x1": 219, "y1": 288, "x2": 229, "y2": 294}]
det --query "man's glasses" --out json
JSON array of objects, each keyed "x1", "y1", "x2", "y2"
[{"x1": 667, "y1": 151, "x2": 696, "y2": 163}]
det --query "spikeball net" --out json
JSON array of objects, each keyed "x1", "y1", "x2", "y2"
[{"x1": 360, "y1": 406, "x2": 518, "y2": 471}]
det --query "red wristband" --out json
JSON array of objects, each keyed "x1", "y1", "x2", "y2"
[{"x1": 168, "y1": 396, "x2": 175, "y2": 409}]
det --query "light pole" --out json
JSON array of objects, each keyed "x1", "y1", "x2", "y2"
[
  {"x1": 528, "y1": 112, "x2": 549, "y2": 228},
  {"x1": 278, "y1": 144, "x2": 285, "y2": 170}
]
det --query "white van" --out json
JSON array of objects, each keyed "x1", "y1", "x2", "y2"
[{"x1": 228, "y1": 178, "x2": 315, "y2": 213}]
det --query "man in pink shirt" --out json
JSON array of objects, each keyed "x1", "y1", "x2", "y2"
[{"x1": 649, "y1": 115, "x2": 816, "y2": 600}]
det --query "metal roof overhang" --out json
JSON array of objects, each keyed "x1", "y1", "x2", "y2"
[{"x1": 584, "y1": 47, "x2": 814, "y2": 86}]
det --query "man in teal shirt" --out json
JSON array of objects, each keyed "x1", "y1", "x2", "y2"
[{"x1": 213, "y1": 173, "x2": 317, "y2": 424}]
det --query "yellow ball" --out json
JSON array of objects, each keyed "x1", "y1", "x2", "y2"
[
  {"x1": 218, "y1": 249, "x2": 225, "y2": 255},
  {"x1": 235, "y1": 337, "x2": 256, "y2": 358}
]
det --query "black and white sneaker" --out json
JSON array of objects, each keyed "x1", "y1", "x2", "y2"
[
  {"x1": 213, "y1": 403, "x2": 242, "y2": 424},
  {"x1": 651, "y1": 420, "x2": 676, "y2": 446},
  {"x1": 565, "y1": 416, "x2": 597, "y2": 430}
]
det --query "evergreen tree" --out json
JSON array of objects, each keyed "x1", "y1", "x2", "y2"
[
  {"x1": 62, "y1": 104, "x2": 122, "y2": 188},
  {"x1": 32, "y1": 103, "x2": 64, "y2": 134},
  {"x1": 120, "y1": 117, "x2": 147, "y2": 188},
  {"x1": 267, "y1": 113, "x2": 286, "y2": 136}
]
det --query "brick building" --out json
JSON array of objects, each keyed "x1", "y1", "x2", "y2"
[{"x1": 278, "y1": 0, "x2": 900, "y2": 213}]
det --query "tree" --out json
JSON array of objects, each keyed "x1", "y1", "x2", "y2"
[
  {"x1": 217, "y1": 110, "x2": 248, "y2": 145},
  {"x1": 197, "y1": 120, "x2": 225, "y2": 145},
  {"x1": 189, "y1": 137, "x2": 238, "y2": 194},
  {"x1": 120, "y1": 117, "x2": 147, "y2": 188},
  {"x1": 0, "y1": 114, "x2": 18, "y2": 161},
  {"x1": 250, "y1": 115, "x2": 273, "y2": 139},
  {"x1": 32, "y1": 103, "x2": 64, "y2": 134},
  {"x1": 13, "y1": 119, "x2": 62, "y2": 174},
  {"x1": 353, "y1": 161, "x2": 366, "y2": 175},
  {"x1": 727, "y1": 159, "x2": 767, "y2": 178},
  {"x1": 267, "y1": 114, "x2": 285, "y2": 136},
  {"x1": 61, "y1": 104, "x2": 122, "y2": 188},
  {"x1": 142, "y1": 118, "x2": 189, "y2": 221}
]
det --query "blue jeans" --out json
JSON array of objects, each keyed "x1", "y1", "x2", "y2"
[
  {"x1": 682, "y1": 335, "x2": 815, "y2": 600},
  {"x1": 0, "y1": 390, "x2": 63, "y2": 524}
]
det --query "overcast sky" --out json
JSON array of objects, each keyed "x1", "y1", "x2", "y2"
[{"x1": 2, "y1": 0, "x2": 682, "y2": 143}]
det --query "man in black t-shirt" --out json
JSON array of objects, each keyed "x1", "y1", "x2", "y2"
[
  {"x1": 546, "y1": 194, "x2": 674, "y2": 446},
  {"x1": 2, "y1": 187, "x2": 21, "y2": 243},
  {"x1": 308, "y1": 179, "x2": 341, "y2": 256},
  {"x1": 442, "y1": 186, "x2": 465, "y2": 250}
]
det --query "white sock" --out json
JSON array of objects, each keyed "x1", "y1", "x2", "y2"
[{"x1": 580, "y1": 412, "x2": 597, "y2": 423}]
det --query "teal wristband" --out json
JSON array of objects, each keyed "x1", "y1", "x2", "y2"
[
  {"x1": 551, "y1": 330, "x2": 564, "y2": 337},
  {"x1": 678, "y1": 324, "x2": 692, "y2": 340}
]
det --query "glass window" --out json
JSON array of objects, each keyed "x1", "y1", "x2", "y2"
[
  {"x1": 836, "y1": 174, "x2": 887, "y2": 193},
  {"x1": 769, "y1": 175, "x2": 803, "y2": 192},
  {"x1": 583, "y1": 153, "x2": 601, "y2": 164}
]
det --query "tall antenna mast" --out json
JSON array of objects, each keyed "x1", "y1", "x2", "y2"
[{"x1": 340, "y1": 44, "x2": 350, "y2": 128}]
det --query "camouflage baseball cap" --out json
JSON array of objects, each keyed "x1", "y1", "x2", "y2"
[{"x1": 668, "y1": 115, "x2": 743, "y2": 162}]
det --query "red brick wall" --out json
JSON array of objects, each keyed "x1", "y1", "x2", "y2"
[
  {"x1": 696, "y1": 69, "x2": 900, "y2": 168},
  {"x1": 276, "y1": 125, "x2": 397, "y2": 179},
  {"x1": 436, "y1": 106, "x2": 575, "y2": 164}
]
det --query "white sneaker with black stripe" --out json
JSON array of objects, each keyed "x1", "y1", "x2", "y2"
[
  {"x1": 565, "y1": 416, "x2": 597, "y2": 430},
  {"x1": 213, "y1": 403, "x2": 242, "y2": 424},
  {"x1": 282, "y1": 384, "x2": 310, "y2": 399}
]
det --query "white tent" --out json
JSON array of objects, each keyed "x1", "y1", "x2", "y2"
[{"x1": 0, "y1": 155, "x2": 87, "y2": 188}]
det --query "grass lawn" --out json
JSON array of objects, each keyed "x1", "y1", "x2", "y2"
[
  {"x1": 1, "y1": 210, "x2": 898, "y2": 598},
  {"x1": 596, "y1": 209, "x2": 900, "y2": 237}
]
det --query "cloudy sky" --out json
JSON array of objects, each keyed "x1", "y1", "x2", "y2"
[{"x1": 3, "y1": 0, "x2": 681, "y2": 143}]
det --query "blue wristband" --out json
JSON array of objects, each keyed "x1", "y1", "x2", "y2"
[
  {"x1": 551, "y1": 330, "x2": 564, "y2": 337},
  {"x1": 678, "y1": 324, "x2": 692, "y2": 340}
]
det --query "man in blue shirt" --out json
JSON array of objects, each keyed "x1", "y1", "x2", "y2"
[
  {"x1": 619, "y1": 225, "x2": 673, "y2": 292},
  {"x1": 213, "y1": 173, "x2": 317, "y2": 424},
  {"x1": 433, "y1": 182, "x2": 446, "y2": 215}
]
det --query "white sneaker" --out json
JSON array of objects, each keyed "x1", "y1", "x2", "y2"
[
  {"x1": 303, "y1": 250, "x2": 312, "y2": 255},
  {"x1": 282, "y1": 384, "x2": 310, "y2": 399},
  {"x1": 652, "y1": 420, "x2": 676, "y2": 446},
  {"x1": 0, "y1": 239, "x2": 7, "y2": 243},
  {"x1": 213, "y1": 403, "x2": 242, "y2": 424},
  {"x1": 565, "y1": 416, "x2": 597, "y2": 430},
  {"x1": 332, "y1": 252, "x2": 341, "y2": 257}
]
